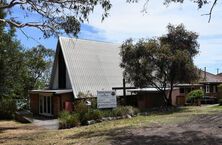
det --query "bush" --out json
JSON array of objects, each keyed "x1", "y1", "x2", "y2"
[
  {"x1": 113, "y1": 106, "x2": 139, "y2": 117},
  {"x1": 80, "y1": 109, "x2": 103, "y2": 125},
  {"x1": 0, "y1": 98, "x2": 16, "y2": 119},
  {"x1": 58, "y1": 111, "x2": 80, "y2": 128},
  {"x1": 219, "y1": 99, "x2": 222, "y2": 106},
  {"x1": 74, "y1": 100, "x2": 88, "y2": 113},
  {"x1": 186, "y1": 89, "x2": 204, "y2": 105}
]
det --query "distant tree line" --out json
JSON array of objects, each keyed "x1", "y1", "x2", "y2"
[{"x1": 0, "y1": 10, "x2": 54, "y2": 119}]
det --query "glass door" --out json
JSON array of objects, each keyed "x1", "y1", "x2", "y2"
[{"x1": 39, "y1": 95, "x2": 52, "y2": 116}]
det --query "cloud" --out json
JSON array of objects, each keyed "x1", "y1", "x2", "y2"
[
  {"x1": 79, "y1": 0, "x2": 222, "y2": 74},
  {"x1": 12, "y1": 0, "x2": 222, "y2": 74}
]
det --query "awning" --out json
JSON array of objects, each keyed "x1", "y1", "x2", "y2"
[{"x1": 29, "y1": 89, "x2": 73, "y2": 95}]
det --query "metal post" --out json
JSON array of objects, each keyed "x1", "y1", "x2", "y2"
[{"x1": 123, "y1": 74, "x2": 126, "y2": 105}]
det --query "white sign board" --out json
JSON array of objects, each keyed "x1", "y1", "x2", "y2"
[{"x1": 97, "y1": 91, "x2": 117, "y2": 109}]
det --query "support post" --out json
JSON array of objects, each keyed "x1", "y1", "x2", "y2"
[{"x1": 123, "y1": 76, "x2": 126, "y2": 105}]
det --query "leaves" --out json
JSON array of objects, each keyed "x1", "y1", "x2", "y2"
[
  {"x1": 120, "y1": 23, "x2": 200, "y2": 105},
  {"x1": 0, "y1": 0, "x2": 112, "y2": 38}
]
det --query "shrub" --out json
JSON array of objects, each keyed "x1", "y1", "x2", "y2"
[
  {"x1": 113, "y1": 106, "x2": 139, "y2": 117},
  {"x1": 80, "y1": 109, "x2": 103, "y2": 125},
  {"x1": 219, "y1": 99, "x2": 222, "y2": 106},
  {"x1": 58, "y1": 111, "x2": 80, "y2": 128},
  {"x1": 74, "y1": 100, "x2": 88, "y2": 113},
  {"x1": 186, "y1": 89, "x2": 204, "y2": 105},
  {"x1": 0, "y1": 98, "x2": 16, "y2": 119}
]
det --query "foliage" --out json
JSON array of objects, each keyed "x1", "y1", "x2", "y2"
[
  {"x1": 77, "y1": 91, "x2": 95, "y2": 98},
  {"x1": 24, "y1": 45, "x2": 55, "y2": 90},
  {"x1": 60, "y1": 105, "x2": 139, "y2": 127},
  {"x1": 113, "y1": 106, "x2": 139, "y2": 116},
  {"x1": 74, "y1": 100, "x2": 88, "y2": 113},
  {"x1": 58, "y1": 111, "x2": 80, "y2": 128},
  {"x1": 186, "y1": 89, "x2": 204, "y2": 102},
  {"x1": 80, "y1": 109, "x2": 103, "y2": 125},
  {"x1": 120, "y1": 24, "x2": 199, "y2": 106},
  {"x1": 0, "y1": 0, "x2": 112, "y2": 38},
  {"x1": 0, "y1": 10, "x2": 55, "y2": 117},
  {"x1": 0, "y1": 97, "x2": 16, "y2": 119},
  {"x1": 0, "y1": 10, "x2": 26, "y2": 118}
]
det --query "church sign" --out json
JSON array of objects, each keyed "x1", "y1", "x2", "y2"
[{"x1": 97, "y1": 91, "x2": 117, "y2": 109}]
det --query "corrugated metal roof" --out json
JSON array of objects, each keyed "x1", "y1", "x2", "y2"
[{"x1": 59, "y1": 37, "x2": 124, "y2": 98}]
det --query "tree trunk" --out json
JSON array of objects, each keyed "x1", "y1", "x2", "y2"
[{"x1": 168, "y1": 81, "x2": 174, "y2": 106}]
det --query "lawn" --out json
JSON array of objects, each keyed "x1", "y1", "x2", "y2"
[{"x1": 0, "y1": 105, "x2": 222, "y2": 145}]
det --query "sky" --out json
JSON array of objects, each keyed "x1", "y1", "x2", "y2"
[{"x1": 13, "y1": 0, "x2": 222, "y2": 74}]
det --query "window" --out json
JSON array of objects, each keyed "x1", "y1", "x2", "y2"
[
  {"x1": 179, "y1": 87, "x2": 185, "y2": 94},
  {"x1": 39, "y1": 95, "x2": 52, "y2": 116},
  {"x1": 205, "y1": 85, "x2": 210, "y2": 93}
]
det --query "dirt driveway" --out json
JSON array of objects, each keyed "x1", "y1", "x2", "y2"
[{"x1": 109, "y1": 112, "x2": 222, "y2": 145}]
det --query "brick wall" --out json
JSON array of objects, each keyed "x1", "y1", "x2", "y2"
[
  {"x1": 52, "y1": 95, "x2": 60, "y2": 117},
  {"x1": 52, "y1": 93, "x2": 73, "y2": 117},
  {"x1": 30, "y1": 94, "x2": 39, "y2": 115}
]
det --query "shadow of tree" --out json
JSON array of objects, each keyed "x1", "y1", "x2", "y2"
[
  {"x1": 65, "y1": 125, "x2": 222, "y2": 145},
  {"x1": 110, "y1": 130, "x2": 222, "y2": 145}
]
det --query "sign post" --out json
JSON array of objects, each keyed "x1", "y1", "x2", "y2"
[{"x1": 97, "y1": 91, "x2": 117, "y2": 109}]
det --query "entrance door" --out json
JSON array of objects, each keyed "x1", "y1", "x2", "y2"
[
  {"x1": 39, "y1": 95, "x2": 52, "y2": 116},
  {"x1": 176, "y1": 96, "x2": 185, "y2": 106}
]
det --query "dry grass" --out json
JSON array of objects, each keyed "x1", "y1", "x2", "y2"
[{"x1": 0, "y1": 105, "x2": 221, "y2": 145}]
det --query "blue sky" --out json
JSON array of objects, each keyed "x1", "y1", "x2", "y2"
[{"x1": 14, "y1": 0, "x2": 222, "y2": 74}]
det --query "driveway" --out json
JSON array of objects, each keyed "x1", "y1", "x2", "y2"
[{"x1": 33, "y1": 118, "x2": 59, "y2": 130}]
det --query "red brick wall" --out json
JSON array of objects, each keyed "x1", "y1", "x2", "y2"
[
  {"x1": 30, "y1": 94, "x2": 39, "y2": 115},
  {"x1": 52, "y1": 95, "x2": 60, "y2": 117},
  {"x1": 52, "y1": 93, "x2": 73, "y2": 117}
]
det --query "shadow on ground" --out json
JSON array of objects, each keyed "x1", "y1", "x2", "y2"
[
  {"x1": 65, "y1": 124, "x2": 222, "y2": 145},
  {"x1": 110, "y1": 130, "x2": 222, "y2": 145}
]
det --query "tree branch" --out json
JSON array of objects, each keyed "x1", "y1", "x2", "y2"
[
  {"x1": 201, "y1": 0, "x2": 217, "y2": 22},
  {"x1": 0, "y1": 0, "x2": 26, "y2": 9}
]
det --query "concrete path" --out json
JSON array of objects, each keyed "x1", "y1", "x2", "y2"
[{"x1": 33, "y1": 118, "x2": 59, "y2": 130}]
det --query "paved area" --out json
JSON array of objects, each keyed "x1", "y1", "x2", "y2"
[{"x1": 33, "y1": 118, "x2": 59, "y2": 130}]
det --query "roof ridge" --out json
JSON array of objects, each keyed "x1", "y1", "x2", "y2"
[{"x1": 59, "y1": 36, "x2": 120, "y2": 45}]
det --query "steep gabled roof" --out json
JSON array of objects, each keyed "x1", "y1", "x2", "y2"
[
  {"x1": 58, "y1": 37, "x2": 124, "y2": 98},
  {"x1": 199, "y1": 70, "x2": 222, "y2": 83}
]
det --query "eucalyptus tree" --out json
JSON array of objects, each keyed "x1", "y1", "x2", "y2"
[
  {"x1": 0, "y1": 0, "x2": 112, "y2": 38},
  {"x1": 120, "y1": 24, "x2": 200, "y2": 106}
]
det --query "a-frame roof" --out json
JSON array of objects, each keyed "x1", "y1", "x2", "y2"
[{"x1": 57, "y1": 37, "x2": 124, "y2": 98}]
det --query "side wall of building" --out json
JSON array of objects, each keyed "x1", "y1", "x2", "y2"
[{"x1": 30, "y1": 94, "x2": 39, "y2": 115}]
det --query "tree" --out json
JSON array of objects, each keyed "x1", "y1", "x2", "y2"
[
  {"x1": 0, "y1": 9, "x2": 55, "y2": 118},
  {"x1": 0, "y1": 10, "x2": 26, "y2": 118},
  {"x1": 24, "y1": 45, "x2": 55, "y2": 91},
  {"x1": 0, "y1": 0, "x2": 112, "y2": 38},
  {"x1": 128, "y1": 0, "x2": 218, "y2": 22},
  {"x1": 120, "y1": 24, "x2": 200, "y2": 106}
]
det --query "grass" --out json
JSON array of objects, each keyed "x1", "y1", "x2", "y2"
[{"x1": 0, "y1": 105, "x2": 221, "y2": 145}]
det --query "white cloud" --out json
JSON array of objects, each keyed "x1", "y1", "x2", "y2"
[{"x1": 82, "y1": 0, "x2": 222, "y2": 74}]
